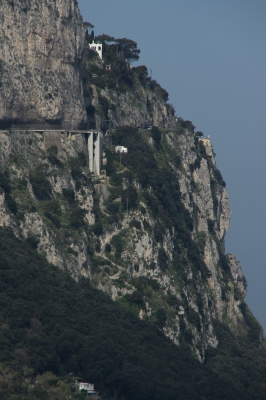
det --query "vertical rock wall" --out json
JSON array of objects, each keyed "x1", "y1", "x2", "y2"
[{"x1": 0, "y1": 0, "x2": 87, "y2": 129}]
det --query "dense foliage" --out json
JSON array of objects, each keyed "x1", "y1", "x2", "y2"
[
  {"x1": 0, "y1": 228, "x2": 266, "y2": 399},
  {"x1": 84, "y1": 32, "x2": 171, "y2": 111},
  {"x1": 0, "y1": 170, "x2": 17, "y2": 214}
]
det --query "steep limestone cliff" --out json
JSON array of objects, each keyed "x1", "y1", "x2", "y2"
[
  {"x1": 96, "y1": 85, "x2": 176, "y2": 130},
  {"x1": 0, "y1": 0, "x2": 262, "y2": 364},
  {"x1": 0, "y1": 0, "x2": 87, "y2": 129},
  {"x1": 0, "y1": 130, "x2": 94, "y2": 278},
  {"x1": 0, "y1": 124, "x2": 257, "y2": 362}
]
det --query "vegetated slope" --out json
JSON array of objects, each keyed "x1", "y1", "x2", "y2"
[
  {"x1": 83, "y1": 33, "x2": 176, "y2": 130},
  {"x1": 91, "y1": 125, "x2": 262, "y2": 358},
  {"x1": 0, "y1": 123, "x2": 262, "y2": 363},
  {"x1": 0, "y1": 227, "x2": 266, "y2": 400}
]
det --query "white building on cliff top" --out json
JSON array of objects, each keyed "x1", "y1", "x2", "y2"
[{"x1": 89, "y1": 40, "x2": 103, "y2": 59}]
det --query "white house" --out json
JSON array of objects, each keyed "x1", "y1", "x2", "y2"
[
  {"x1": 89, "y1": 40, "x2": 103, "y2": 60},
  {"x1": 115, "y1": 145, "x2": 128, "y2": 153},
  {"x1": 79, "y1": 382, "x2": 95, "y2": 392},
  {"x1": 78, "y1": 382, "x2": 98, "y2": 397}
]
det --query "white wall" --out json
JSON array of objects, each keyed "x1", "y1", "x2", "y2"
[
  {"x1": 89, "y1": 41, "x2": 102, "y2": 59},
  {"x1": 87, "y1": 131, "x2": 103, "y2": 176}
]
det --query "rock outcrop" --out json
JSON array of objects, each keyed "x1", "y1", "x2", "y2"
[
  {"x1": 98, "y1": 86, "x2": 176, "y2": 129},
  {"x1": 0, "y1": 0, "x2": 87, "y2": 129}
]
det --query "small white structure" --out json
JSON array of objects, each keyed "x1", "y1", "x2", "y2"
[
  {"x1": 115, "y1": 145, "x2": 128, "y2": 153},
  {"x1": 199, "y1": 137, "x2": 212, "y2": 156},
  {"x1": 89, "y1": 40, "x2": 103, "y2": 59},
  {"x1": 177, "y1": 306, "x2": 185, "y2": 315},
  {"x1": 78, "y1": 382, "x2": 98, "y2": 396},
  {"x1": 199, "y1": 137, "x2": 211, "y2": 147},
  {"x1": 79, "y1": 382, "x2": 95, "y2": 392},
  {"x1": 88, "y1": 130, "x2": 104, "y2": 176}
]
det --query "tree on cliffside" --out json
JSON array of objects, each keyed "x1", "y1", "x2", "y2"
[
  {"x1": 116, "y1": 38, "x2": 140, "y2": 63},
  {"x1": 149, "y1": 79, "x2": 169, "y2": 102},
  {"x1": 134, "y1": 65, "x2": 151, "y2": 86}
]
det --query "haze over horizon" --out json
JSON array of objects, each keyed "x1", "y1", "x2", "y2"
[{"x1": 78, "y1": 0, "x2": 266, "y2": 331}]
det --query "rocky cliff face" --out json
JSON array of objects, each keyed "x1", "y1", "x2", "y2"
[
  {"x1": 83, "y1": 46, "x2": 176, "y2": 130},
  {"x1": 0, "y1": 124, "x2": 254, "y2": 361},
  {"x1": 91, "y1": 128, "x2": 248, "y2": 360},
  {"x1": 96, "y1": 86, "x2": 176, "y2": 130},
  {"x1": 0, "y1": 0, "x2": 87, "y2": 129},
  {"x1": 0, "y1": 130, "x2": 94, "y2": 278},
  {"x1": 0, "y1": 0, "x2": 261, "y2": 363}
]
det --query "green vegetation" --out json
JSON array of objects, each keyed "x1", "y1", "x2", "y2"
[
  {"x1": 29, "y1": 164, "x2": 52, "y2": 201},
  {"x1": 149, "y1": 79, "x2": 169, "y2": 102},
  {"x1": 151, "y1": 125, "x2": 162, "y2": 147},
  {"x1": 84, "y1": 33, "x2": 171, "y2": 129},
  {"x1": 111, "y1": 230, "x2": 126, "y2": 259},
  {"x1": 176, "y1": 118, "x2": 195, "y2": 133},
  {"x1": 1, "y1": 228, "x2": 266, "y2": 399},
  {"x1": 0, "y1": 170, "x2": 17, "y2": 214},
  {"x1": 84, "y1": 125, "x2": 241, "y2": 338},
  {"x1": 46, "y1": 145, "x2": 63, "y2": 168},
  {"x1": 0, "y1": 126, "x2": 253, "y2": 348},
  {"x1": 93, "y1": 35, "x2": 140, "y2": 64},
  {"x1": 105, "y1": 126, "x2": 207, "y2": 281},
  {"x1": 0, "y1": 11, "x2": 265, "y2": 398}
]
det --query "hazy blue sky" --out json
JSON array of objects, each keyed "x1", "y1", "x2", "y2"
[{"x1": 78, "y1": 0, "x2": 266, "y2": 331}]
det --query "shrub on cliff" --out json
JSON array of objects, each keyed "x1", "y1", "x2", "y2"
[
  {"x1": 111, "y1": 231, "x2": 125, "y2": 259},
  {"x1": 29, "y1": 165, "x2": 52, "y2": 201},
  {"x1": 149, "y1": 79, "x2": 169, "y2": 102},
  {"x1": 151, "y1": 126, "x2": 162, "y2": 147},
  {"x1": 134, "y1": 65, "x2": 151, "y2": 86},
  {"x1": 69, "y1": 207, "x2": 86, "y2": 229},
  {"x1": 0, "y1": 171, "x2": 17, "y2": 214}
]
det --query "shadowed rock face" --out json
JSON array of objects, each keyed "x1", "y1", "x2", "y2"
[{"x1": 0, "y1": 0, "x2": 87, "y2": 129}]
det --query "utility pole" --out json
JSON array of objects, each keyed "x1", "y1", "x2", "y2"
[{"x1": 150, "y1": 68, "x2": 153, "y2": 80}]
